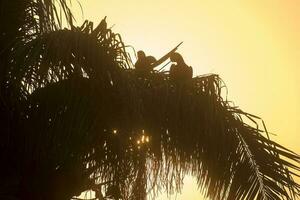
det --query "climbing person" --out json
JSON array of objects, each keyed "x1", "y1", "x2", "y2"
[
  {"x1": 134, "y1": 50, "x2": 156, "y2": 76},
  {"x1": 169, "y1": 52, "x2": 193, "y2": 83}
]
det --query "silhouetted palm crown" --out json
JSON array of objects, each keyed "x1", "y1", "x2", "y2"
[{"x1": 0, "y1": 1, "x2": 300, "y2": 200}]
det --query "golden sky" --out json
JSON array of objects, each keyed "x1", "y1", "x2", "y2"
[{"x1": 72, "y1": 1, "x2": 300, "y2": 199}]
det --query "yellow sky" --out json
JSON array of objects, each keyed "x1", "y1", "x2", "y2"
[{"x1": 72, "y1": 1, "x2": 300, "y2": 199}]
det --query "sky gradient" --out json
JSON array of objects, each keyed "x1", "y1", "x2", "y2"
[{"x1": 72, "y1": 1, "x2": 300, "y2": 199}]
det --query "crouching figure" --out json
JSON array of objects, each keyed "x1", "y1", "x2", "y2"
[{"x1": 169, "y1": 52, "x2": 193, "y2": 83}]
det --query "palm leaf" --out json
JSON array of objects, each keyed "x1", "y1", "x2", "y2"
[{"x1": 2, "y1": 4, "x2": 300, "y2": 199}]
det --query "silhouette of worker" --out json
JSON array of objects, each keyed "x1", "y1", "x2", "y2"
[
  {"x1": 135, "y1": 50, "x2": 156, "y2": 76},
  {"x1": 169, "y1": 52, "x2": 193, "y2": 83}
]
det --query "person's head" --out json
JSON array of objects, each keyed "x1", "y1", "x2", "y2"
[
  {"x1": 137, "y1": 50, "x2": 146, "y2": 59},
  {"x1": 170, "y1": 52, "x2": 184, "y2": 64}
]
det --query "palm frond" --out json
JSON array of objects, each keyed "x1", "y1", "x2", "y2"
[
  {"x1": 0, "y1": 0, "x2": 74, "y2": 100},
  {"x1": 3, "y1": 9, "x2": 300, "y2": 199},
  {"x1": 18, "y1": 71, "x2": 300, "y2": 200},
  {"x1": 8, "y1": 18, "x2": 129, "y2": 98},
  {"x1": 124, "y1": 74, "x2": 300, "y2": 200}
]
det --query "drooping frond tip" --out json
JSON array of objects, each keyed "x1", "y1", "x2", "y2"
[{"x1": 108, "y1": 73, "x2": 300, "y2": 200}]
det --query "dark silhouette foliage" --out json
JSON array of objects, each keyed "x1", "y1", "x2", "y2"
[{"x1": 0, "y1": 0, "x2": 299, "y2": 200}]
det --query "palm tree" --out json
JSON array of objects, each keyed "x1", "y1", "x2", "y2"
[{"x1": 0, "y1": 0, "x2": 299, "y2": 200}]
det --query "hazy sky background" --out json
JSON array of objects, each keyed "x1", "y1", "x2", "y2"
[{"x1": 71, "y1": 1, "x2": 300, "y2": 199}]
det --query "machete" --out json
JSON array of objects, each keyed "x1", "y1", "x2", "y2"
[{"x1": 150, "y1": 42, "x2": 183, "y2": 69}]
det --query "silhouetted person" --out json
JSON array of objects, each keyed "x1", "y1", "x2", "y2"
[
  {"x1": 135, "y1": 50, "x2": 156, "y2": 76},
  {"x1": 169, "y1": 52, "x2": 193, "y2": 83}
]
